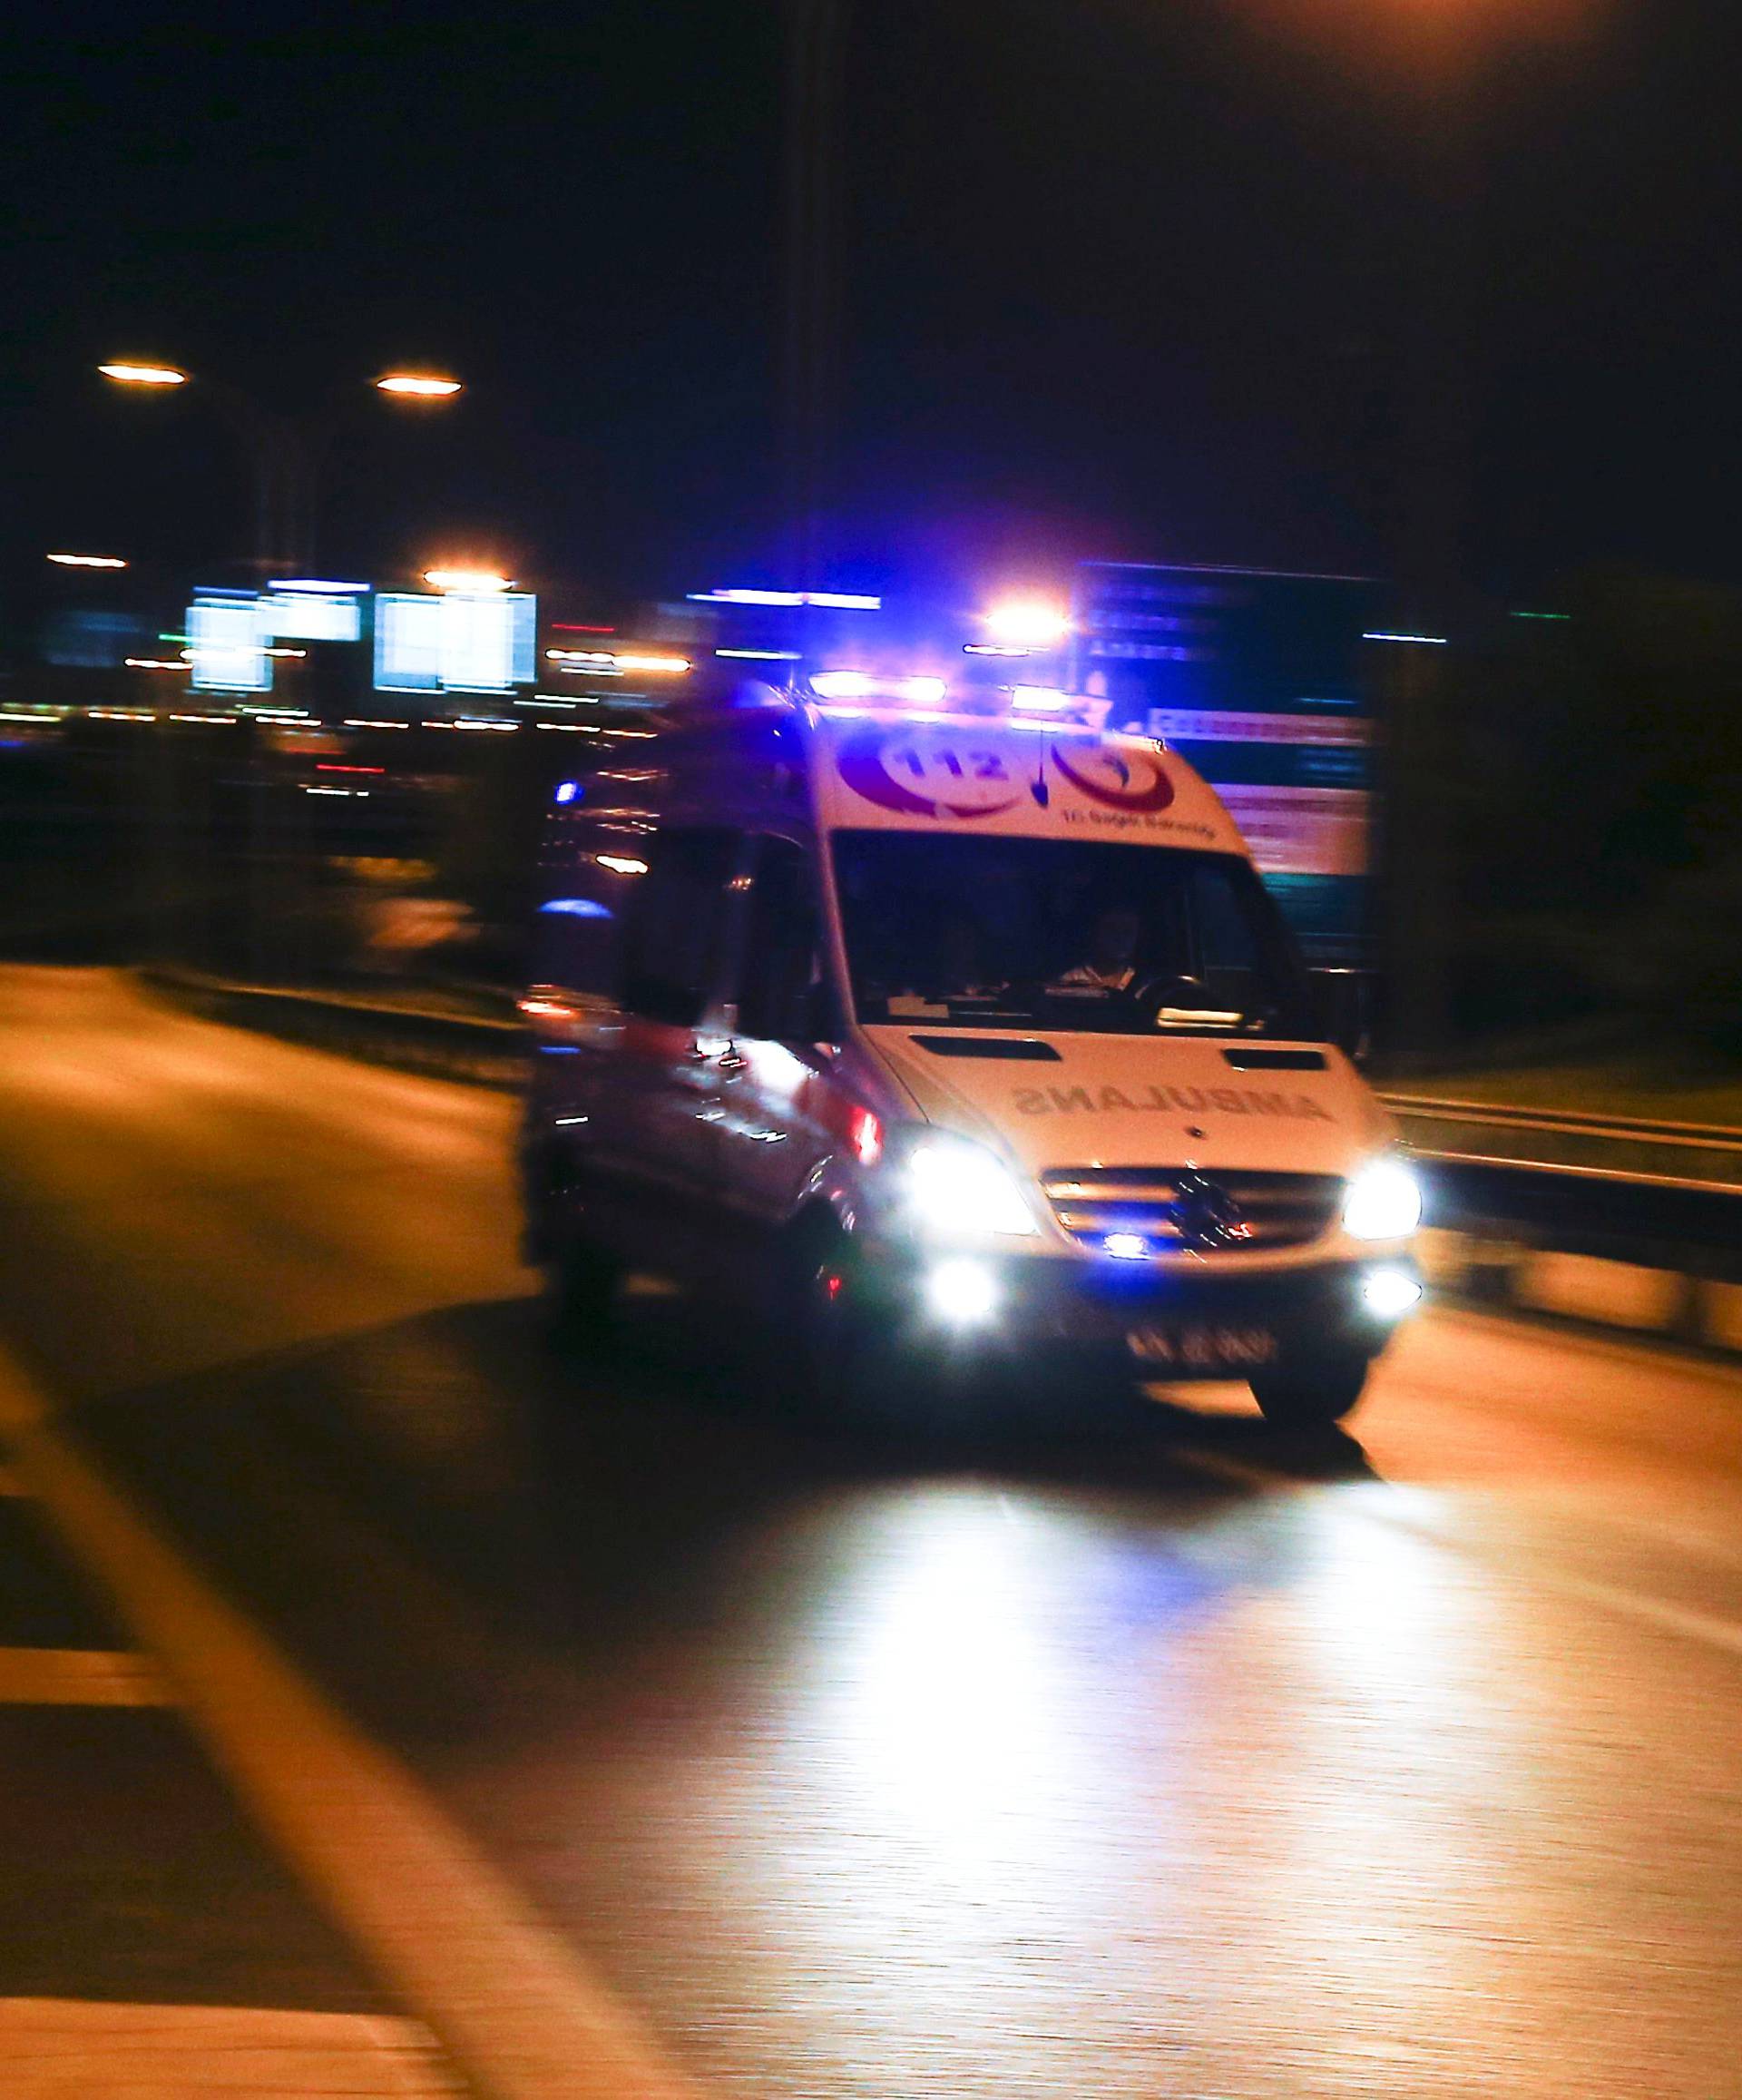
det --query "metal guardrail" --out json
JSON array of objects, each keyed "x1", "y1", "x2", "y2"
[
  {"x1": 1383, "y1": 1091, "x2": 1742, "y2": 1153},
  {"x1": 1385, "y1": 1093, "x2": 1742, "y2": 1282},
  {"x1": 139, "y1": 967, "x2": 526, "y2": 1088},
  {"x1": 1417, "y1": 1153, "x2": 1742, "y2": 1288},
  {"x1": 1383, "y1": 1093, "x2": 1742, "y2": 1219}
]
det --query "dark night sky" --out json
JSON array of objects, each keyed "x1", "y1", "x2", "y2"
[{"x1": 3, "y1": 0, "x2": 1739, "y2": 616}]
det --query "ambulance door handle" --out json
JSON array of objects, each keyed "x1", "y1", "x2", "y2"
[{"x1": 716, "y1": 1046, "x2": 749, "y2": 1076}]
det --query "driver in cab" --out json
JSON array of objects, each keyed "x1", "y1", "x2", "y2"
[{"x1": 1052, "y1": 905, "x2": 1142, "y2": 994}]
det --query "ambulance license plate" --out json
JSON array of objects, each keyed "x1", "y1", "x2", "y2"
[{"x1": 1126, "y1": 1322, "x2": 1278, "y2": 1370}]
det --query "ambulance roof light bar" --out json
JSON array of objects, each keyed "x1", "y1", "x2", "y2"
[
  {"x1": 810, "y1": 670, "x2": 944, "y2": 705},
  {"x1": 805, "y1": 669, "x2": 1094, "y2": 723},
  {"x1": 687, "y1": 587, "x2": 882, "y2": 611}
]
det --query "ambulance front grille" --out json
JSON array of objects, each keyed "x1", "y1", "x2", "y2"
[{"x1": 1040, "y1": 1167, "x2": 1344, "y2": 1254}]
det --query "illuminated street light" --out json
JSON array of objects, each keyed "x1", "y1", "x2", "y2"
[
  {"x1": 423, "y1": 568, "x2": 514, "y2": 593},
  {"x1": 101, "y1": 358, "x2": 463, "y2": 571},
  {"x1": 98, "y1": 361, "x2": 188, "y2": 387},
  {"x1": 609, "y1": 651, "x2": 691, "y2": 674},
  {"x1": 984, "y1": 603, "x2": 1070, "y2": 649},
  {"x1": 47, "y1": 552, "x2": 128, "y2": 570},
  {"x1": 377, "y1": 372, "x2": 464, "y2": 397}
]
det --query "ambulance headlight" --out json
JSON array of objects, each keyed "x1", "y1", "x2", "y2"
[
  {"x1": 905, "y1": 1136, "x2": 1038, "y2": 1239},
  {"x1": 1342, "y1": 1158, "x2": 1423, "y2": 1241}
]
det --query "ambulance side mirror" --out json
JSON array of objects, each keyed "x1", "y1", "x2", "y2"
[{"x1": 1310, "y1": 968, "x2": 1374, "y2": 1064}]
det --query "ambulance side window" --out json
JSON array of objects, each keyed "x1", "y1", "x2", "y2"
[
  {"x1": 738, "y1": 837, "x2": 830, "y2": 1043},
  {"x1": 621, "y1": 827, "x2": 737, "y2": 1027}
]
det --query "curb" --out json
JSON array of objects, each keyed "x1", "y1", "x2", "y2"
[{"x1": 1417, "y1": 1229, "x2": 1742, "y2": 1359}]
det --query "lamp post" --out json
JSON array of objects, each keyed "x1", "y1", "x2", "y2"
[
  {"x1": 99, "y1": 362, "x2": 464, "y2": 575},
  {"x1": 780, "y1": 0, "x2": 848, "y2": 587},
  {"x1": 1326, "y1": 4, "x2": 1590, "y2": 1062}
]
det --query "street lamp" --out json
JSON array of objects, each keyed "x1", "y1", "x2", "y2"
[
  {"x1": 423, "y1": 567, "x2": 513, "y2": 593},
  {"x1": 377, "y1": 373, "x2": 463, "y2": 398},
  {"x1": 97, "y1": 361, "x2": 187, "y2": 388},
  {"x1": 47, "y1": 552, "x2": 128, "y2": 569},
  {"x1": 983, "y1": 603, "x2": 1070, "y2": 650},
  {"x1": 98, "y1": 358, "x2": 463, "y2": 573}
]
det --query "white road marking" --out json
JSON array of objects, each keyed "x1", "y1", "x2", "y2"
[
  {"x1": 0, "y1": 1997, "x2": 463, "y2": 2096},
  {"x1": 0, "y1": 1345, "x2": 703, "y2": 2100},
  {"x1": 0, "y1": 1645, "x2": 172, "y2": 1705}
]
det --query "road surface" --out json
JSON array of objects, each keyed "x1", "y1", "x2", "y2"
[{"x1": 0, "y1": 966, "x2": 1738, "y2": 2098}]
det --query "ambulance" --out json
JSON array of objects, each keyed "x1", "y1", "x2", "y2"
[{"x1": 520, "y1": 670, "x2": 1422, "y2": 1428}]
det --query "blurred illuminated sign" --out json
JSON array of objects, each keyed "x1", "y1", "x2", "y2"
[
  {"x1": 263, "y1": 593, "x2": 360, "y2": 643},
  {"x1": 373, "y1": 592, "x2": 536, "y2": 695},
  {"x1": 1072, "y1": 562, "x2": 1381, "y2": 957},
  {"x1": 374, "y1": 594, "x2": 443, "y2": 691},
  {"x1": 189, "y1": 595, "x2": 270, "y2": 692},
  {"x1": 42, "y1": 608, "x2": 149, "y2": 669}
]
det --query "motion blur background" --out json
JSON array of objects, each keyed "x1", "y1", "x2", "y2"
[{"x1": 5, "y1": 0, "x2": 1742, "y2": 1084}]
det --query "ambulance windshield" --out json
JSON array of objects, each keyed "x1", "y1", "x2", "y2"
[{"x1": 831, "y1": 832, "x2": 1314, "y2": 1036}]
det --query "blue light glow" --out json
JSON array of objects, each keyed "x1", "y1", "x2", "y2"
[
  {"x1": 553, "y1": 780, "x2": 580, "y2": 804},
  {"x1": 1103, "y1": 1232, "x2": 1150, "y2": 1260},
  {"x1": 688, "y1": 587, "x2": 882, "y2": 611},
  {"x1": 538, "y1": 898, "x2": 612, "y2": 918}
]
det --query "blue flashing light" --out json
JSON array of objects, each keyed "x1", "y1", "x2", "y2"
[
  {"x1": 1103, "y1": 1232, "x2": 1150, "y2": 1261},
  {"x1": 539, "y1": 897, "x2": 613, "y2": 918},
  {"x1": 553, "y1": 780, "x2": 581, "y2": 804}
]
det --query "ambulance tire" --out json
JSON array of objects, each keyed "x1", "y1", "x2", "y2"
[
  {"x1": 1248, "y1": 1349, "x2": 1369, "y2": 1428},
  {"x1": 545, "y1": 1232, "x2": 621, "y2": 1350},
  {"x1": 785, "y1": 1222, "x2": 913, "y2": 1430}
]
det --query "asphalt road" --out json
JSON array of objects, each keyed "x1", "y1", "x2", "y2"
[{"x1": 1, "y1": 967, "x2": 1740, "y2": 2098}]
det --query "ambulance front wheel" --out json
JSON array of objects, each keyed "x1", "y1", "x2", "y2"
[
  {"x1": 1248, "y1": 1348, "x2": 1371, "y2": 1428},
  {"x1": 785, "y1": 1222, "x2": 915, "y2": 1425},
  {"x1": 545, "y1": 1232, "x2": 621, "y2": 1347}
]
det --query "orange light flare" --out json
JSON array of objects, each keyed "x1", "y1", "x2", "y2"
[{"x1": 1241, "y1": 0, "x2": 1606, "y2": 68}]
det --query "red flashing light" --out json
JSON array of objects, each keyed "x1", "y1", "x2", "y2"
[{"x1": 850, "y1": 1107, "x2": 884, "y2": 1167}]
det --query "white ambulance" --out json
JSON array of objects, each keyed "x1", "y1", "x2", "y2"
[{"x1": 520, "y1": 674, "x2": 1422, "y2": 1428}]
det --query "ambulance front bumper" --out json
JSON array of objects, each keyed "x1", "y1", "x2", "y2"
[{"x1": 876, "y1": 1242, "x2": 1423, "y2": 1379}]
